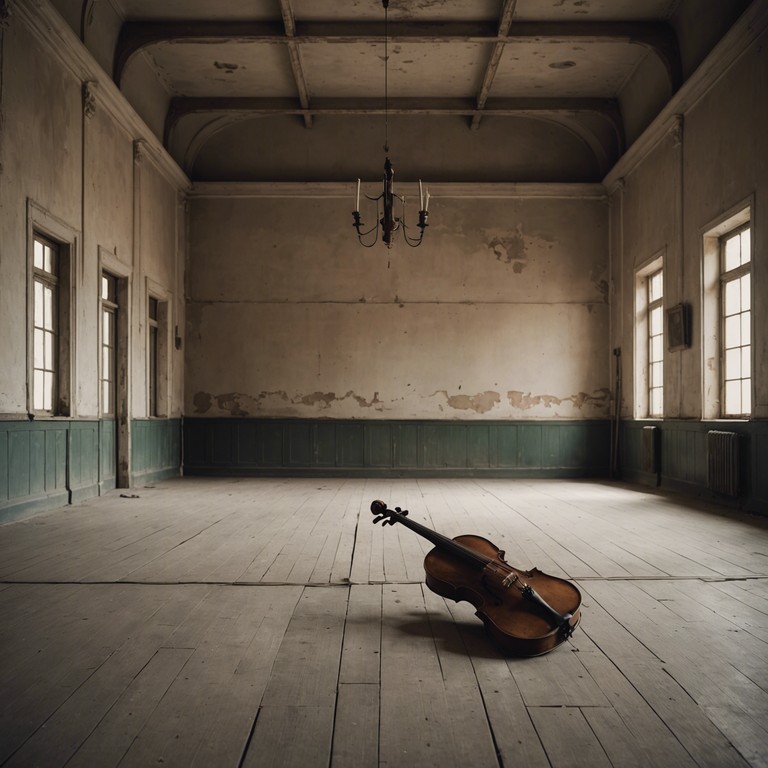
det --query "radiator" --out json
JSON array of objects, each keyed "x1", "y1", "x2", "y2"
[
  {"x1": 707, "y1": 430, "x2": 739, "y2": 497},
  {"x1": 642, "y1": 426, "x2": 660, "y2": 476}
]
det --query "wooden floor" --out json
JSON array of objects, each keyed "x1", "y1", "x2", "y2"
[{"x1": 1, "y1": 478, "x2": 767, "y2": 768}]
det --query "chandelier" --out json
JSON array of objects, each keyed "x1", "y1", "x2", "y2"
[{"x1": 352, "y1": 0, "x2": 430, "y2": 248}]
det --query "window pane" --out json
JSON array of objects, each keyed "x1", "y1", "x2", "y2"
[
  {"x1": 651, "y1": 361, "x2": 663, "y2": 388},
  {"x1": 724, "y1": 234, "x2": 741, "y2": 271},
  {"x1": 44, "y1": 286, "x2": 54, "y2": 331},
  {"x1": 723, "y1": 279, "x2": 740, "y2": 315},
  {"x1": 648, "y1": 271, "x2": 663, "y2": 302},
  {"x1": 740, "y1": 273, "x2": 751, "y2": 311},
  {"x1": 742, "y1": 380, "x2": 751, "y2": 414},
  {"x1": 34, "y1": 281, "x2": 44, "y2": 326},
  {"x1": 34, "y1": 329, "x2": 44, "y2": 368},
  {"x1": 650, "y1": 388, "x2": 662, "y2": 416},
  {"x1": 650, "y1": 306, "x2": 662, "y2": 336},
  {"x1": 44, "y1": 331, "x2": 54, "y2": 369},
  {"x1": 102, "y1": 346, "x2": 111, "y2": 377},
  {"x1": 740, "y1": 229, "x2": 751, "y2": 264},
  {"x1": 724, "y1": 379, "x2": 740, "y2": 415},
  {"x1": 34, "y1": 370, "x2": 44, "y2": 410},
  {"x1": 651, "y1": 335, "x2": 663, "y2": 362},
  {"x1": 742, "y1": 347, "x2": 751, "y2": 379},
  {"x1": 724, "y1": 314, "x2": 740, "y2": 348},
  {"x1": 34, "y1": 240, "x2": 44, "y2": 269},
  {"x1": 101, "y1": 275, "x2": 109, "y2": 301},
  {"x1": 103, "y1": 310, "x2": 111, "y2": 339},
  {"x1": 103, "y1": 380, "x2": 111, "y2": 414},
  {"x1": 724, "y1": 347, "x2": 741, "y2": 380},
  {"x1": 741, "y1": 311, "x2": 751, "y2": 345},
  {"x1": 43, "y1": 372, "x2": 53, "y2": 411},
  {"x1": 44, "y1": 245, "x2": 54, "y2": 274}
]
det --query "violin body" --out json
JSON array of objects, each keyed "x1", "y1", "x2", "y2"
[
  {"x1": 424, "y1": 534, "x2": 581, "y2": 657},
  {"x1": 371, "y1": 500, "x2": 581, "y2": 657}
]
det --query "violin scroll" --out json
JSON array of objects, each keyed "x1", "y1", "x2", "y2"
[{"x1": 371, "y1": 499, "x2": 408, "y2": 526}]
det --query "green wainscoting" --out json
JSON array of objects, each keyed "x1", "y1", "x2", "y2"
[
  {"x1": 131, "y1": 419, "x2": 182, "y2": 486},
  {"x1": 0, "y1": 418, "x2": 181, "y2": 523},
  {"x1": 183, "y1": 418, "x2": 611, "y2": 478},
  {"x1": 620, "y1": 420, "x2": 768, "y2": 513}
]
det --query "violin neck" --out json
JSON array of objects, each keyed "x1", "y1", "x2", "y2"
[{"x1": 394, "y1": 514, "x2": 490, "y2": 569}]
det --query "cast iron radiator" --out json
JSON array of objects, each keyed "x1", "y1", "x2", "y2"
[
  {"x1": 642, "y1": 425, "x2": 660, "y2": 476},
  {"x1": 707, "y1": 430, "x2": 739, "y2": 497}
]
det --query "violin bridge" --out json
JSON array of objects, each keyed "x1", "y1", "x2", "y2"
[{"x1": 501, "y1": 572, "x2": 520, "y2": 588}]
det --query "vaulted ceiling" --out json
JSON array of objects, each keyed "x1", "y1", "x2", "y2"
[{"x1": 60, "y1": 0, "x2": 752, "y2": 182}]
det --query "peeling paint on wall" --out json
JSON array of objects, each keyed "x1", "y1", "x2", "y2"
[
  {"x1": 434, "y1": 390, "x2": 501, "y2": 414},
  {"x1": 507, "y1": 388, "x2": 611, "y2": 411},
  {"x1": 192, "y1": 389, "x2": 383, "y2": 416}
]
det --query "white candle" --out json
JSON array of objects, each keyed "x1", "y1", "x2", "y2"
[
  {"x1": 425, "y1": 189, "x2": 430, "y2": 212},
  {"x1": 419, "y1": 180, "x2": 424, "y2": 210},
  {"x1": 356, "y1": 179, "x2": 360, "y2": 212}
]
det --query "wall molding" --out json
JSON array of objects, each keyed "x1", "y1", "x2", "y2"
[
  {"x1": 604, "y1": 0, "x2": 768, "y2": 189},
  {"x1": 12, "y1": 0, "x2": 189, "y2": 191},
  {"x1": 189, "y1": 181, "x2": 608, "y2": 201}
]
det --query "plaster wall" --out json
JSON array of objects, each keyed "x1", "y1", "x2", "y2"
[
  {"x1": 0, "y1": 6, "x2": 186, "y2": 419},
  {"x1": 0, "y1": 20, "x2": 82, "y2": 414},
  {"x1": 186, "y1": 192, "x2": 610, "y2": 421},
  {"x1": 610, "y1": 25, "x2": 768, "y2": 420}
]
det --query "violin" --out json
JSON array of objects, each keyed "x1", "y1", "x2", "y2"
[{"x1": 371, "y1": 500, "x2": 581, "y2": 656}]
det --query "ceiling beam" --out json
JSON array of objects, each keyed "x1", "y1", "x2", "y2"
[
  {"x1": 471, "y1": 0, "x2": 518, "y2": 131},
  {"x1": 278, "y1": 0, "x2": 312, "y2": 128},
  {"x1": 115, "y1": 19, "x2": 681, "y2": 91}
]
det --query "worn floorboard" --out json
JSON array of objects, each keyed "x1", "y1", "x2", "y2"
[{"x1": 0, "y1": 477, "x2": 766, "y2": 767}]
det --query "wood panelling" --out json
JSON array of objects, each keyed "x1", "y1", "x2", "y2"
[
  {"x1": 183, "y1": 418, "x2": 611, "y2": 477},
  {"x1": 131, "y1": 419, "x2": 182, "y2": 486},
  {"x1": 620, "y1": 420, "x2": 767, "y2": 513},
  {"x1": 0, "y1": 419, "x2": 181, "y2": 522}
]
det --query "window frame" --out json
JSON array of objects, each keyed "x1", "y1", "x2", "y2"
[
  {"x1": 634, "y1": 252, "x2": 664, "y2": 420},
  {"x1": 719, "y1": 223, "x2": 752, "y2": 418},
  {"x1": 32, "y1": 234, "x2": 60, "y2": 413},
  {"x1": 647, "y1": 267, "x2": 664, "y2": 418},
  {"x1": 145, "y1": 279, "x2": 170, "y2": 419},
  {"x1": 701, "y1": 201, "x2": 753, "y2": 421},
  {"x1": 27, "y1": 201, "x2": 77, "y2": 418},
  {"x1": 100, "y1": 272, "x2": 119, "y2": 417}
]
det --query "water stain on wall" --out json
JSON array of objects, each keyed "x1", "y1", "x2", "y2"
[{"x1": 488, "y1": 225, "x2": 528, "y2": 272}]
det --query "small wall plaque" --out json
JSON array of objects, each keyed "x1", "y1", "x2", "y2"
[{"x1": 667, "y1": 302, "x2": 691, "y2": 351}]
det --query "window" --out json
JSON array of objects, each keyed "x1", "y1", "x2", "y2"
[
  {"x1": 634, "y1": 254, "x2": 664, "y2": 419},
  {"x1": 148, "y1": 296, "x2": 159, "y2": 417},
  {"x1": 101, "y1": 273, "x2": 118, "y2": 416},
  {"x1": 146, "y1": 291, "x2": 169, "y2": 417},
  {"x1": 32, "y1": 235, "x2": 59, "y2": 412},
  {"x1": 720, "y1": 225, "x2": 751, "y2": 417},
  {"x1": 647, "y1": 268, "x2": 664, "y2": 418}
]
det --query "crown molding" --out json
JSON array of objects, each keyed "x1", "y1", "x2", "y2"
[
  {"x1": 603, "y1": 0, "x2": 768, "y2": 190},
  {"x1": 189, "y1": 181, "x2": 607, "y2": 200},
  {"x1": 12, "y1": 0, "x2": 189, "y2": 190}
]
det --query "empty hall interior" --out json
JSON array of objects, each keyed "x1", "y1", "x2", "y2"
[{"x1": 1, "y1": 0, "x2": 767, "y2": 766}]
